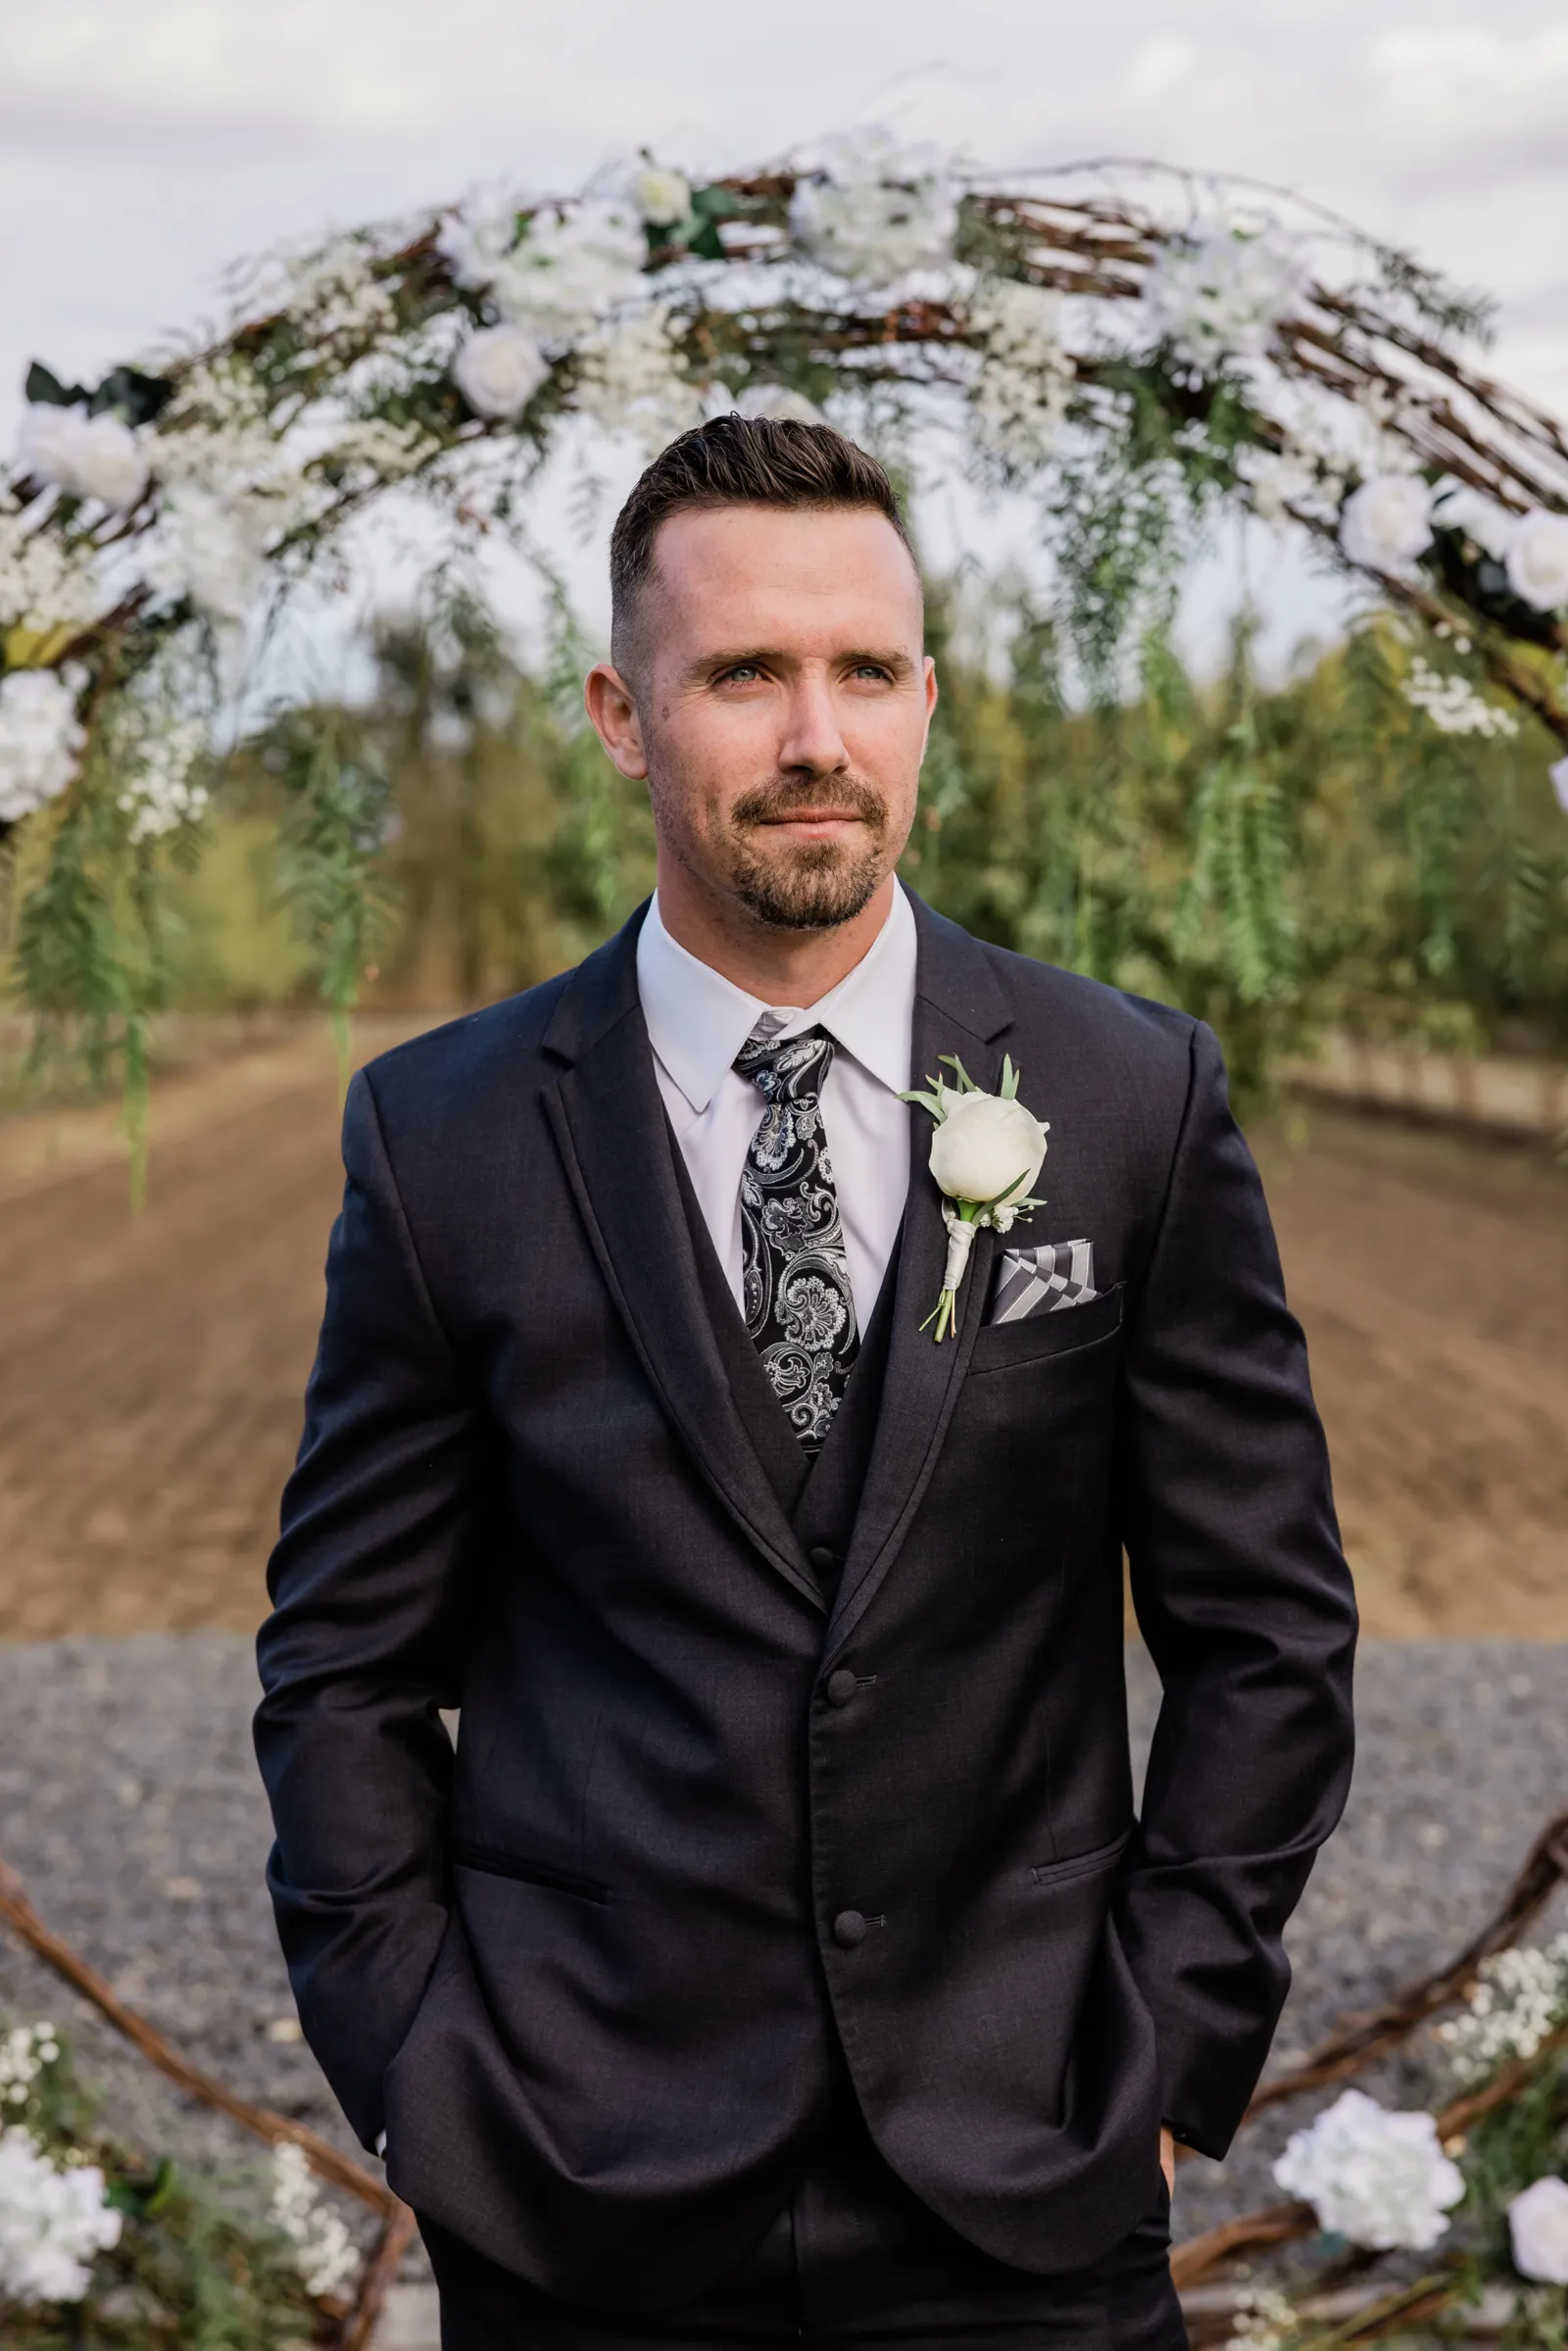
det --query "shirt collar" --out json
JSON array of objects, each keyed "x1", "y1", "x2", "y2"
[{"x1": 636, "y1": 882, "x2": 916, "y2": 1115}]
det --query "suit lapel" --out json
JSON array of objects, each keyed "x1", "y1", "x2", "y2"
[
  {"x1": 541, "y1": 911, "x2": 822, "y2": 1611},
  {"x1": 826, "y1": 898, "x2": 1014, "y2": 1655}
]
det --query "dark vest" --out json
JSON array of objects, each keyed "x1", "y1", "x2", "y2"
[{"x1": 666, "y1": 1130, "x2": 898, "y2": 1610}]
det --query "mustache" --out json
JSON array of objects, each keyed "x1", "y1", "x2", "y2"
[{"x1": 729, "y1": 775, "x2": 889, "y2": 831}]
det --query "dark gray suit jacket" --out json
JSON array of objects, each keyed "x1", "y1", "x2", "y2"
[{"x1": 255, "y1": 895, "x2": 1355, "y2": 2310}]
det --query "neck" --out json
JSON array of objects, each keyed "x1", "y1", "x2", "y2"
[{"x1": 654, "y1": 859, "x2": 897, "y2": 1007}]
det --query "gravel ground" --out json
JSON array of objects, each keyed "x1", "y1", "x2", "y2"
[{"x1": 0, "y1": 1635, "x2": 1563, "y2": 2257}]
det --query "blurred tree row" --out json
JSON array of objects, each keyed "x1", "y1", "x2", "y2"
[{"x1": 111, "y1": 591, "x2": 1568, "y2": 1117}]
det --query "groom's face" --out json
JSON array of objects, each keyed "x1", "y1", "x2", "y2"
[{"x1": 593, "y1": 504, "x2": 935, "y2": 932}]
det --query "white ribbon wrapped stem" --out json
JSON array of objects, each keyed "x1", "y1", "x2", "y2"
[{"x1": 941, "y1": 1208, "x2": 977, "y2": 1297}]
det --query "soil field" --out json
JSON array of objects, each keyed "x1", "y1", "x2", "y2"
[{"x1": 0, "y1": 1024, "x2": 1563, "y2": 1642}]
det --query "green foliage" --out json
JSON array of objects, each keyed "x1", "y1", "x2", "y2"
[
  {"x1": 34, "y1": 591, "x2": 1563, "y2": 1138},
  {"x1": 263, "y1": 707, "x2": 400, "y2": 1085},
  {"x1": 903, "y1": 590, "x2": 1568, "y2": 1115},
  {"x1": 8, "y1": 737, "x2": 181, "y2": 1202}
]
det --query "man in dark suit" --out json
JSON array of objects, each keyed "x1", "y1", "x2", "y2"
[{"x1": 256, "y1": 415, "x2": 1356, "y2": 2347}]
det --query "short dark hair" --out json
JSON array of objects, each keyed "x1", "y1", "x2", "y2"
[{"x1": 609, "y1": 414, "x2": 916, "y2": 672}]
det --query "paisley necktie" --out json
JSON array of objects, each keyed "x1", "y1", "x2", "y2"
[{"x1": 734, "y1": 1020, "x2": 860, "y2": 1453}]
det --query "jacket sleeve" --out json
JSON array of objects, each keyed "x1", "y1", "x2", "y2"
[
  {"x1": 254, "y1": 1066, "x2": 483, "y2": 2150},
  {"x1": 1115, "y1": 1020, "x2": 1357, "y2": 2158}
]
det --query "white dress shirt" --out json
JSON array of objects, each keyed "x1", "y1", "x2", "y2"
[{"x1": 636, "y1": 885, "x2": 917, "y2": 1328}]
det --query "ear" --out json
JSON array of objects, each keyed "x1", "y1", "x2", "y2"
[{"x1": 584, "y1": 662, "x2": 648, "y2": 780}]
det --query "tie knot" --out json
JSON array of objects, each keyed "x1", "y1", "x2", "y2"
[{"x1": 734, "y1": 1022, "x2": 834, "y2": 1102}]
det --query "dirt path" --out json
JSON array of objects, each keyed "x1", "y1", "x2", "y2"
[{"x1": 0, "y1": 1034, "x2": 1563, "y2": 1641}]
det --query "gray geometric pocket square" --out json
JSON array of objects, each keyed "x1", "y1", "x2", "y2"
[{"x1": 988, "y1": 1239, "x2": 1099, "y2": 1324}]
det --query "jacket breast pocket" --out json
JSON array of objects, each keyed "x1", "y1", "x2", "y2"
[
  {"x1": 451, "y1": 1839, "x2": 613, "y2": 1905},
  {"x1": 966, "y1": 1282, "x2": 1124, "y2": 1375}
]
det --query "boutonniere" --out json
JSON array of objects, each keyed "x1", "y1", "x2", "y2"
[{"x1": 900, "y1": 1054, "x2": 1050, "y2": 1342}]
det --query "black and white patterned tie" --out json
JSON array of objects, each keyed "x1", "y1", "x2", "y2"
[{"x1": 734, "y1": 1020, "x2": 859, "y2": 1454}]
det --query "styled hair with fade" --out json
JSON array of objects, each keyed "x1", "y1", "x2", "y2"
[{"x1": 608, "y1": 414, "x2": 916, "y2": 674}]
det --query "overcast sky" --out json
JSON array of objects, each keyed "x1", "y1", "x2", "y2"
[{"x1": 3, "y1": 0, "x2": 1565, "y2": 663}]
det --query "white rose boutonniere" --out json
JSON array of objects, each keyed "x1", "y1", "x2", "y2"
[{"x1": 901, "y1": 1054, "x2": 1049, "y2": 1342}]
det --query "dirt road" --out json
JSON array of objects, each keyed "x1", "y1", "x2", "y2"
[{"x1": 0, "y1": 1028, "x2": 1563, "y2": 1641}]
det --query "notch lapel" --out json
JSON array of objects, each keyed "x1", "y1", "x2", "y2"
[
  {"x1": 826, "y1": 899, "x2": 1014, "y2": 1656},
  {"x1": 541, "y1": 912, "x2": 822, "y2": 1611}
]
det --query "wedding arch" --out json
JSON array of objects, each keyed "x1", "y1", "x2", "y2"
[{"x1": 2, "y1": 129, "x2": 1565, "y2": 1146}]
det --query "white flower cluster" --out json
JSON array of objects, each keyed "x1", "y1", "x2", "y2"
[
  {"x1": 282, "y1": 238, "x2": 398, "y2": 354},
  {"x1": 115, "y1": 714, "x2": 210, "y2": 845},
  {"x1": 789, "y1": 128, "x2": 958, "y2": 286},
  {"x1": 142, "y1": 487, "x2": 272, "y2": 627},
  {"x1": 0, "y1": 510, "x2": 108, "y2": 640},
  {"x1": 1144, "y1": 223, "x2": 1305, "y2": 372},
  {"x1": 968, "y1": 277, "x2": 1074, "y2": 469},
  {"x1": 0, "y1": 667, "x2": 86, "y2": 824},
  {"x1": 320, "y1": 415, "x2": 440, "y2": 487},
  {"x1": 270, "y1": 2141, "x2": 360, "y2": 2301},
  {"x1": 16, "y1": 406, "x2": 148, "y2": 512},
  {"x1": 1272, "y1": 2086, "x2": 1465, "y2": 2251},
  {"x1": 440, "y1": 191, "x2": 646, "y2": 341},
  {"x1": 1509, "y1": 2175, "x2": 1568, "y2": 2285},
  {"x1": 1438, "y1": 1935, "x2": 1568, "y2": 2087},
  {"x1": 576, "y1": 304, "x2": 705, "y2": 456},
  {"x1": 0, "y1": 2024, "x2": 60, "y2": 2111},
  {"x1": 145, "y1": 360, "x2": 303, "y2": 622},
  {"x1": 0, "y1": 2128, "x2": 122, "y2": 2307},
  {"x1": 1230, "y1": 2279, "x2": 1300, "y2": 2350},
  {"x1": 1400, "y1": 655, "x2": 1520, "y2": 740}
]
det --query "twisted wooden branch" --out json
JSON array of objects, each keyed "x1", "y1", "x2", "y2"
[
  {"x1": 0, "y1": 1848, "x2": 392, "y2": 2215},
  {"x1": 1243, "y1": 1809, "x2": 1568, "y2": 2120},
  {"x1": 0, "y1": 1848, "x2": 422, "y2": 2345}
]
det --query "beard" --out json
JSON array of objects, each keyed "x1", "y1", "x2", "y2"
[{"x1": 721, "y1": 774, "x2": 892, "y2": 931}]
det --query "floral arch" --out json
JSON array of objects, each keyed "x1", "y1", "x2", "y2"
[{"x1": 2, "y1": 130, "x2": 1566, "y2": 1151}]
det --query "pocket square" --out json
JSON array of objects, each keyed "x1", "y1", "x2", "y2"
[{"x1": 989, "y1": 1240, "x2": 1098, "y2": 1324}]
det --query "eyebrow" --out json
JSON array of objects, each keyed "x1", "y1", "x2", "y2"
[{"x1": 689, "y1": 646, "x2": 918, "y2": 681}]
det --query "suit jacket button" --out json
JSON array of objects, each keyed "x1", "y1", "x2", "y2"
[
  {"x1": 832, "y1": 1909, "x2": 866, "y2": 1949},
  {"x1": 825, "y1": 1668, "x2": 858, "y2": 1708}
]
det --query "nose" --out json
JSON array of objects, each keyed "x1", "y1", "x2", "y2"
[{"x1": 777, "y1": 670, "x2": 850, "y2": 781}]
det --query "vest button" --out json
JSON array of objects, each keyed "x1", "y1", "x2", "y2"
[
  {"x1": 808, "y1": 1545, "x2": 840, "y2": 1577},
  {"x1": 832, "y1": 1909, "x2": 867, "y2": 1949},
  {"x1": 825, "y1": 1668, "x2": 858, "y2": 1708}
]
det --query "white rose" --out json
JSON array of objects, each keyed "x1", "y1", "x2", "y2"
[
  {"x1": 634, "y1": 167, "x2": 692, "y2": 228},
  {"x1": 1272, "y1": 2088, "x2": 1464, "y2": 2252},
  {"x1": 1504, "y1": 509, "x2": 1568, "y2": 612},
  {"x1": 453, "y1": 325, "x2": 550, "y2": 420},
  {"x1": 789, "y1": 128, "x2": 957, "y2": 284},
  {"x1": 17, "y1": 406, "x2": 148, "y2": 511},
  {"x1": 1509, "y1": 2175, "x2": 1568, "y2": 2283},
  {"x1": 929, "y1": 1090, "x2": 1048, "y2": 1207},
  {"x1": 1340, "y1": 474, "x2": 1433, "y2": 575}
]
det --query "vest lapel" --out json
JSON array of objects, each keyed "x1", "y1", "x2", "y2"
[
  {"x1": 541, "y1": 910, "x2": 823, "y2": 1612},
  {"x1": 825, "y1": 898, "x2": 1015, "y2": 1657}
]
